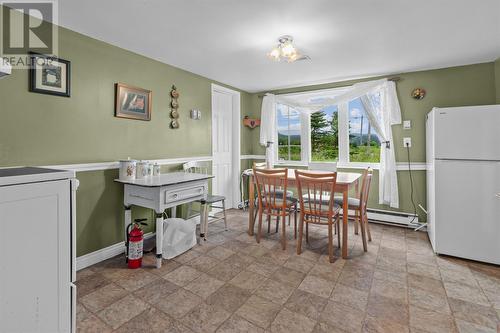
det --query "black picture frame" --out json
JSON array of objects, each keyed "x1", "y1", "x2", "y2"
[{"x1": 29, "y1": 52, "x2": 71, "y2": 97}]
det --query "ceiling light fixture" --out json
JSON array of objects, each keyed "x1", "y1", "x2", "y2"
[{"x1": 268, "y1": 35, "x2": 310, "y2": 63}]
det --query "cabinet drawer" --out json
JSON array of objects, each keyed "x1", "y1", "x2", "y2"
[{"x1": 164, "y1": 185, "x2": 206, "y2": 204}]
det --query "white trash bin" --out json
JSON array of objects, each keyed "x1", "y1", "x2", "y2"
[{"x1": 162, "y1": 218, "x2": 197, "y2": 259}]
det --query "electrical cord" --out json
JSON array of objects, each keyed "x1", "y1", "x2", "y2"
[{"x1": 406, "y1": 143, "x2": 418, "y2": 224}]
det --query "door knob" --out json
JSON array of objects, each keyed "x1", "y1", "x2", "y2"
[{"x1": 496, "y1": 193, "x2": 500, "y2": 199}]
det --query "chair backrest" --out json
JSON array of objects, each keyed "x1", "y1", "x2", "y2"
[
  {"x1": 253, "y1": 161, "x2": 267, "y2": 169},
  {"x1": 295, "y1": 170, "x2": 337, "y2": 223},
  {"x1": 183, "y1": 161, "x2": 209, "y2": 174},
  {"x1": 308, "y1": 162, "x2": 337, "y2": 172},
  {"x1": 253, "y1": 167, "x2": 288, "y2": 212},
  {"x1": 359, "y1": 168, "x2": 373, "y2": 213}
]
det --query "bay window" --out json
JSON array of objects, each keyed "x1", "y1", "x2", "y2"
[{"x1": 275, "y1": 90, "x2": 382, "y2": 167}]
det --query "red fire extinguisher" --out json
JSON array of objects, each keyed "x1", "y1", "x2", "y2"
[{"x1": 126, "y1": 218, "x2": 147, "y2": 269}]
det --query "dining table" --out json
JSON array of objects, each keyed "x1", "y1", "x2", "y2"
[{"x1": 247, "y1": 169, "x2": 362, "y2": 259}]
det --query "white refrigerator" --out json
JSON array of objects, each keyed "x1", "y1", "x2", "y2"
[
  {"x1": 426, "y1": 105, "x2": 500, "y2": 265},
  {"x1": 0, "y1": 167, "x2": 78, "y2": 332}
]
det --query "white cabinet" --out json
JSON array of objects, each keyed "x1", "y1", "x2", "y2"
[{"x1": 0, "y1": 167, "x2": 77, "y2": 333}]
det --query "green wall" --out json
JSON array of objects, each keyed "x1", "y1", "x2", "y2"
[
  {"x1": 250, "y1": 63, "x2": 497, "y2": 221},
  {"x1": 495, "y1": 58, "x2": 500, "y2": 103},
  {"x1": 0, "y1": 24, "x2": 253, "y2": 256}
]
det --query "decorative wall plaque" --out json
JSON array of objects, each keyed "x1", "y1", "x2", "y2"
[{"x1": 170, "y1": 85, "x2": 180, "y2": 128}]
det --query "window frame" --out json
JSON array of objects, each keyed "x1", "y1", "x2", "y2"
[{"x1": 274, "y1": 88, "x2": 381, "y2": 169}]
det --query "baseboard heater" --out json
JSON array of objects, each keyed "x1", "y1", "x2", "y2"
[{"x1": 350, "y1": 208, "x2": 421, "y2": 228}]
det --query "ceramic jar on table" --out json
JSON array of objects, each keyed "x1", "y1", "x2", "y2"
[
  {"x1": 119, "y1": 159, "x2": 137, "y2": 181},
  {"x1": 136, "y1": 161, "x2": 150, "y2": 179},
  {"x1": 153, "y1": 163, "x2": 160, "y2": 176}
]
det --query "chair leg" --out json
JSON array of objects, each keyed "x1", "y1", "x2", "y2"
[
  {"x1": 328, "y1": 219, "x2": 334, "y2": 263},
  {"x1": 359, "y1": 211, "x2": 368, "y2": 252},
  {"x1": 297, "y1": 215, "x2": 304, "y2": 254},
  {"x1": 294, "y1": 209, "x2": 297, "y2": 239},
  {"x1": 222, "y1": 200, "x2": 227, "y2": 231},
  {"x1": 257, "y1": 209, "x2": 263, "y2": 243},
  {"x1": 276, "y1": 215, "x2": 279, "y2": 233},
  {"x1": 354, "y1": 210, "x2": 359, "y2": 235},
  {"x1": 306, "y1": 222, "x2": 309, "y2": 244},
  {"x1": 336, "y1": 216, "x2": 341, "y2": 248},
  {"x1": 281, "y1": 212, "x2": 287, "y2": 250},
  {"x1": 253, "y1": 199, "x2": 258, "y2": 222},
  {"x1": 365, "y1": 211, "x2": 372, "y2": 241},
  {"x1": 267, "y1": 214, "x2": 271, "y2": 233},
  {"x1": 203, "y1": 204, "x2": 209, "y2": 240}
]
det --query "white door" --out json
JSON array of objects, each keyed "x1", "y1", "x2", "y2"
[
  {"x1": 434, "y1": 159, "x2": 500, "y2": 264},
  {"x1": 212, "y1": 89, "x2": 234, "y2": 207},
  {"x1": 0, "y1": 180, "x2": 72, "y2": 332}
]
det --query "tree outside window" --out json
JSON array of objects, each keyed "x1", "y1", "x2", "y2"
[{"x1": 310, "y1": 105, "x2": 339, "y2": 162}]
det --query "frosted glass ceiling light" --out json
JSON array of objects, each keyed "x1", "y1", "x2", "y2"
[
  {"x1": 268, "y1": 35, "x2": 310, "y2": 63},
  {"x1": 268, "y1": 47, "x2": 281, "y2": 61}
]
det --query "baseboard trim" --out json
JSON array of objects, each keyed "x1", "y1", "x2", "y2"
[{"x1": 76, "y1": 233, "x2": 155, "y2": 271}]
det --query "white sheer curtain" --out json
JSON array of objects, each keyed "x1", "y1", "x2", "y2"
[
  {"x1": 259, "y1": 93, "x2": 276, "y2": 168},
  {"x1": 360, "y1": 80, "x2": 401, "y2": 208}
]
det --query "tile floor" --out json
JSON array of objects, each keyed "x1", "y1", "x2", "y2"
[{"x1": 76, "y1": 209, "x2": 500, "y2": 333}]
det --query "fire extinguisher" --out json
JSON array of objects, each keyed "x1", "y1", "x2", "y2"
[{"x1": 126, "y1": 218, "x2": 147, "y2": 269}]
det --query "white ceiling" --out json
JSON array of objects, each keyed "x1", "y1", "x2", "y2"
[{"x1": 59, "y1": 0, "x2": 500, "y2": 93}]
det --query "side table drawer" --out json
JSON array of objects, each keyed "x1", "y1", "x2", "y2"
[{"x1": 164, "y1": 184, "x2": 206, "y2": 205}]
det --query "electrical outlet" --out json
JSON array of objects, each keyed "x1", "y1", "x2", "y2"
[
  {"x1": 403, "y1": 137, "x2": 412, "y2": 147},
  {"x1": 403, "y1": 120, "x2": 411, "y2": 129}
]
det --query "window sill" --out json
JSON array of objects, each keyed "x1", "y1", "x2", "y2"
[
  {"x1": 272, "y1": 161, "x2": 426, "y2": 171},
  {"x1": 274, "y1": 161, "x2": 380, "y2": 169},
  {"x1": 274, "y1": 161, "x2": 309, "y2": 167},
  {"x1": 337, "y1": 162, "x2": 381, "y2": 170}
]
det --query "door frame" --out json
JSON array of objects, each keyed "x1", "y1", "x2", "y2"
[{"x1": 211, "y1": 83, "x2": 241, "y2": 209}]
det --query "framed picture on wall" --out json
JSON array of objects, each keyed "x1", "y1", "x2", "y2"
[
  {"x1": 115, "y1": 83, "x2": 152, "y2": 121},
  {"x1": 29, "y1": 53, "x2": 71, "y2": 97}
]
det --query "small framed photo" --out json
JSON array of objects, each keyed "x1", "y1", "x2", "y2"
[
  {"x1": 29, "y1": 53, "x2": 71, "y2": 97},
  {"x1": 115, "y1": 83, "x2": 152, "y2": 121}
]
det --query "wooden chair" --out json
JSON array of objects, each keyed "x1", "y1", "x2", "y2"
[
  {"x1": 295, "y1": 170, "x2": 341, "y2": 263},
  {"x1": 252, "y1": 162, "x2": 296, "y2": 234},
  {"x1": 334, "y1": 168, "x2": 373, "y2": 251},
  {"x1": 253, "y1": 167, "x2": 297, "y2": 250},
  {"x1": 183, "y1": 161, "x2": 227, "y2": 240}
]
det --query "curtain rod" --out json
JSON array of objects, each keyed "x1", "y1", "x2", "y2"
[{"x1": 257, "y1": 76, "x2": 401, "y2": 98}]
